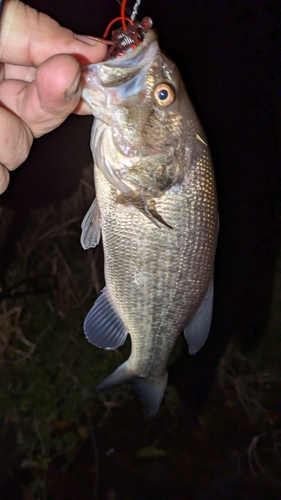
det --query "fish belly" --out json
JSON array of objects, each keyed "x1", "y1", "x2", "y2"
[{"x1": 94, "y1": 149, "x2": 217, "y2": 378}]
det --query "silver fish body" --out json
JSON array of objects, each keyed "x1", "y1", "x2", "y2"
[{"x1": 81, "y1": 30, "x2": 218, "y2": 416}]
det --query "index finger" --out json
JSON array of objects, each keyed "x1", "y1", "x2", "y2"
[{"x1": 0, "y1": 0, "x2": 107, "y2": 66}]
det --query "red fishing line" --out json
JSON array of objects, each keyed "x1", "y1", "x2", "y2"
[
  {"x1": 103, "y1": 0, "x2": 131, "y2": 39},
  {"x1": 103, "y1": 15, "x2": 133, "y2": 39}
]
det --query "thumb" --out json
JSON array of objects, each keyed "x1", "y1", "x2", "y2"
[{"x1": 0, "y1": 54, "x2": 84, "y2": 137}]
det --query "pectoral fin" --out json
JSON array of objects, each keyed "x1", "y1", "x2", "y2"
[
  {"x1": 81, "y1": 198, "x2": 101, "y2": 250},
  {"x1": 84, "y1": 287, "x2": 128, "y2": 349},
  {"x1": 184, "y1": 280, "x2": 214, "y2": 355},
  {"x1": 117, "y1": 191, "x2": 172, "y2": 229}
]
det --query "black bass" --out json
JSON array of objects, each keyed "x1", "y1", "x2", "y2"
[{"x1": 81, "y1": 29, "x2": 218, "y2": 417}]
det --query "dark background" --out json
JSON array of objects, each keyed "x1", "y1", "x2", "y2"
[{"x1": 0, "y1": 1, "x2": 280, "y2": 497}]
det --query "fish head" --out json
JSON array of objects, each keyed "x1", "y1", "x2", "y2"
[{"x1": 82, "y1": 30, "x2": 188, "y2": 159}]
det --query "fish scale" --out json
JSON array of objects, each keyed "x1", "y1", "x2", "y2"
[
  {"x1": 94, "y1": 144, "x2": 216, "y2": 374},
  {"x1": 81, "y1": 29, "x2": 218, "y2": 416}
]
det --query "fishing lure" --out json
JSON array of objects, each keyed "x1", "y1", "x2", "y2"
[{"x1": 86, "y1": 0, "x2": 151, "y2": 59}]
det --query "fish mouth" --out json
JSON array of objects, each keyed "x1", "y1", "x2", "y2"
[
  {"x1": 82, "y1": 30, "x2": 163, "y2": 159},
  {"x1": 82, "y1": 30, "x2": 159, "y2": 88},
  {"x1": 102, "y1": 29, "x2": 158, "y2": 65}
]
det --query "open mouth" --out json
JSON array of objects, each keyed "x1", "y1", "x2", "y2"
[{"x1": 82, "y1": 30, "x2": 158, "y2": 87}]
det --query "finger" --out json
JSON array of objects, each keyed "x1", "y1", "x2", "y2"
[
  {"x1": 0, "y1": 106, "x2": 33, "y2": 169},
  {"x1": 0, "y1": 163, "x2": 10, "y2": 194},
  {"x1": 74, "y1": 101, "x2": 92, "y2": 115},
  {"x1": 3, "y1": 61, "x2": 97, "y2": 117},
  {"x1": 0, "y1": 1, "x2": 107, "y2": 66},
  {"x1": 4, "y1": 63, "x2": 36, "y2": 82},
  {"x1": 0, "y1": 54, "x2": 85, "y2": 137}
]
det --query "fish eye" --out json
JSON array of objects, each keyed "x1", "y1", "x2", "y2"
[{"x1": 154, "y1": 83, "x2": 175, "y2": 107}]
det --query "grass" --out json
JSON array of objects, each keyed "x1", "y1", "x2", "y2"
[
  {"x1": 0, "y1": 166, "x2": 128, "y2": 499},
  {"x1": 219, "y1": 251, "x2": 281, "y2": 485},
  {"x1": 0, "y1": 165, "x2": 280, "y2": 499}
]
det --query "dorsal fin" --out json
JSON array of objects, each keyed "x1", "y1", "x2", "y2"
[{"x1": 184, "y1": 280, "x2": 214, "y2": 355}]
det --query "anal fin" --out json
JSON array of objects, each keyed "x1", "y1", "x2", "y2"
[{"x1": 84, "y1": 287, "x2": 128, "y2": 349}]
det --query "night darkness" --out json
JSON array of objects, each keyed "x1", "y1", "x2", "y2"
[{"x1": 0, "y1": 1, "x2": 281, "y2": 499}]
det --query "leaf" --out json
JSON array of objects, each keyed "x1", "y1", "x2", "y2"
[
  {"x1": 77, "y1": 426, "x2": 89, "y2": 440},
  {"x1": 135, "y1": 447, "x2": 167, "y2": 457}
]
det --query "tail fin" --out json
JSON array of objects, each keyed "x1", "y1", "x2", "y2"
[
  {"x1": 97, "y1": 362, "x2": 168, "y2": 418},
  {"x1": 134, "y1": 373, "x2": 168, "y2": 417}
]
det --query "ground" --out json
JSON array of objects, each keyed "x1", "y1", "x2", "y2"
[{"x1": 0, "y1": 172, "x2": 280, "y2": 500}]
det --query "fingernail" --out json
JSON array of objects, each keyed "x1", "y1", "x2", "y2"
[
  {"x1": 65, "y1": 73, "x2": 81, "y2": 100},
  {"x1": 74, "y1": 34, "x2": 101, "y2": 45}
]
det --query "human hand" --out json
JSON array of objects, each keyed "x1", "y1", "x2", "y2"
[{"x1": 0, "y1": 0, "x2": 107, "y2": 194}]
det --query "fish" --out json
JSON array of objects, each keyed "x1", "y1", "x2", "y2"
[{"x1": 80, "y1": 28, "x2": 218, "y2": 417}]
